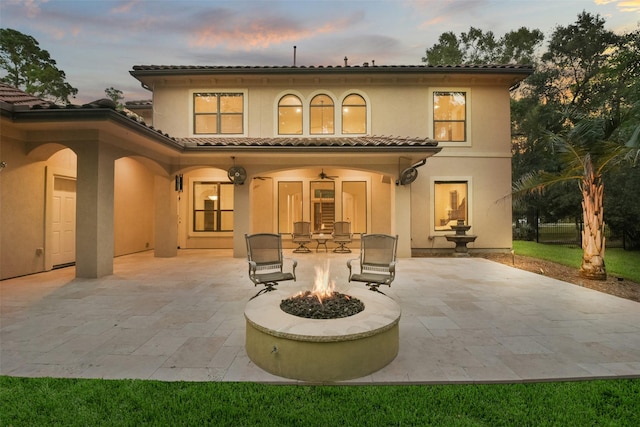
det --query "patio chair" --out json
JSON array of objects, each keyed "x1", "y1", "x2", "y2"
[
  {"x1": 332, "y1": 221, "x2": 353, "y2": 253},
  {"x1": 245, "y1": 233, "x2": 297, "y2": 298},
  {"x1": 291, "y1": 221, "x2": 312, "y2": 253},
  {"x1": 347, "y1": 234, "x2": 398, "y2": 292}
]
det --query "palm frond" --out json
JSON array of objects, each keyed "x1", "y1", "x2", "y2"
[{"x1": 625, "y1": 124, "x2": 640, "y2": 167}]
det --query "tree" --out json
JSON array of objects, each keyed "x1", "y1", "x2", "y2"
[
  {"x1": 422, "y1": 27, "x2": 544, "y2": 65},
  {"x1": 105, "y1": 87, "x2": 124, "y2": 110},
  {"x1": 0, "y1": 28, "x2": 77, "y2": 104},
  {"x1": 515, "y1": 119, "x2": 639, "y2": 280},
  {"x1": 604, "y1": 164, "x2": 640, "y2": 249}
]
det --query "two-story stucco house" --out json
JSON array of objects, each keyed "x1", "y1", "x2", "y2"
[{"x1": 0, "y1": 63, "x2": 533, "y2": 280}]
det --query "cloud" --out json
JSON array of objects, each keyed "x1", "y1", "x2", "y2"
[
  {"x1": 408, "y1": 0, "x2": 489, "y2": 30},
  {"x1": 110, "y1": 0, "x2": 141, "y2": 14},
  {"x1": 594, "y1": 0, "x2": 640, "y2": 12},
  {"x1": 188, "y1": 7, "x2": 364, "y2": 50},
  {"x1": 10, "y1": 0, "x2": 49, "y2": 18}
]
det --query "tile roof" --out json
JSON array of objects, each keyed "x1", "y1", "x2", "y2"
[
  {"x1": 180, "y1": 136, "x2": 440, "y2": 151},
  {"x1": 0, "y1": 83, "x2": 52, "y2": 108},
  {"x1": 125, "y1": 100, "x2": 153, "y2": 107},
  {"x1": 131, "y1": 64, "x2": 534, "y2": 76}
]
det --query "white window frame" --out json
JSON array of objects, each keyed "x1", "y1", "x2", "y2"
[{"x1": 428, "y1": 87, "x2": 472, "y2": 147}]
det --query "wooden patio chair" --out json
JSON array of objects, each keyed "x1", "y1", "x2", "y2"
[
  {"x1": 347, "y1": 234, "x2": 398, "y2": 292},
  {"x1": 245, "y1": 233, "x2": 297, "y2": 298},
  {"x1": 332, "y1": 221, "x2": 353, "y2": 253},
  {"x1": 291, "y1": 221, "x2": 312, "y2": 253}
]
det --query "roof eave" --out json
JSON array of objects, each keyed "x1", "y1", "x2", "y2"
[
  {"x1": 183, "y1": 144, "x2": 443, "y2": 155},
  {"x1": 130, "y1": 64, "x2": 534, "y2": 80},
  {"x1": 9, "y1": 108, "x2": 184, "y2": 152}
]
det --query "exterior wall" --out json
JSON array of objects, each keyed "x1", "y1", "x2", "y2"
[
  {"x1": 148, "y1": 75, "x2": 512, "y2": 253},
  {"x1": 0, "y1": 137, "x2": 77, "y2": 279},
  {"x1": 411, "y1": 157, "x2": 512, "y2": 252},
  {"x1": 411, "y1": 85, "x2": 513, "y2": 252},
  {"x1": 152, "y1": 82, "x2": 433, "y2": 139},
  {"x1": 2, "y1": 138, "x2": 46, "y2": 278},
  {"x1": 114, "y1": 157, "x2": 156, "y2": 256}
]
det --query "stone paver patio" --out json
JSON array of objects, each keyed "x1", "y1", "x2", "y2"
[{"x1": 1, "y1": 249, "x2": 639, "y2": 383}]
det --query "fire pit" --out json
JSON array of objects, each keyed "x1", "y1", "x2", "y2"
[
  {"x1": 280, "y1": 263, "x2": 365, "y2": 319},
  {"x1": 244, "y1": 262, "x2": 401, "y2": 382}
]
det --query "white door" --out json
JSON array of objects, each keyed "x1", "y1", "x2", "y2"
[{"x1": 51, "y1": 177, "x2": 76, "y2": 267}]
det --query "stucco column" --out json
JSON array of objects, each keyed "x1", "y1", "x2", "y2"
[
  {"x1": 393, "y1": 183, "x2": 412, "y2": 258},
  {"x1": 233, "y1": 183, "x2": 250, "y2": 257},
  {"x1": 74, "y1": 142, "x2": 115, "y2": 278},
  {"x1": 154, "y1": 174, "x2": 178, "y2": 257}
]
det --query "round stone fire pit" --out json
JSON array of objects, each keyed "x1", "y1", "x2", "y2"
[{"x1": 244, "y1": 287, "x2": 401, "y2": 382}]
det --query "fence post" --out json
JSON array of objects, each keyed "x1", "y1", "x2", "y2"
[{"x1": 579, "y1": 221, "x2": 583, "y2": 248}]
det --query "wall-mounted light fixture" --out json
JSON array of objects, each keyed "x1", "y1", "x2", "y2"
[{"x1": 175, "y1": 174, "x2": 183, "y2": 192}]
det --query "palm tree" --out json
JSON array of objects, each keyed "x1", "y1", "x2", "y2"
[{"x1": 514, "y1": 118, "x2": 639, "y2": 280}]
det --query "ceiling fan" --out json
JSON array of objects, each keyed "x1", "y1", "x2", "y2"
[{"x1": 318, "y1": 169, "x2": 338, "y2": 180}]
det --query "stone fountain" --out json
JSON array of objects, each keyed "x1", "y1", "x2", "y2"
[{"x1": 445, "y1": 219, "x2": 477, "y2": 256}]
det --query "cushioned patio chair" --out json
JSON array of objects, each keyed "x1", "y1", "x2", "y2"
[
  {"x1": 245, "y1": 233, "x2": 297, "y2": 298},
  {"x1": 332, "y1": 221, "x2": 353, "y2": 253},
  {"x1": 347, "y1": 234, "x2": 398, "y2": 292},
  {"x1": 291, "y1": 221, "x2": 312, "y2": 253}
]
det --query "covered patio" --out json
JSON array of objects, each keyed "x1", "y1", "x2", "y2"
[{"x1": 1, "y1": 250, "x2": 639, "y2": 383}]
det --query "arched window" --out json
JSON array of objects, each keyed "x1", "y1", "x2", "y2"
[
  {"x1": 310, "y1": 94, "x2": 334, "y2": 134},
  {"x1": 278, "y1": 95, "x2": 302, "y2": 135},
  {"x1": 341, "y1": 94, "x2": 366, "y2": 134}
]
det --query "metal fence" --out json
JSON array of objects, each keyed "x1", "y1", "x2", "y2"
[{"x1": 513, "y1": 220, "x2": 626, "y2": 249}]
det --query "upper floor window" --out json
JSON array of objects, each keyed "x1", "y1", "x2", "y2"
[
  {"x1": 194, "y1": 93, "x2": 243, "y2": 134},
  {"x1": 433, "y1": 91, "x2": 466, "y2": 141},
  {"x1": 342, "y1": 94, "x2": 366, "y2": 134},
  {"x1": 310, "y1": 94, "x2": 334, "y2": 134},
  {"x1": 278, "y1": 94, "x2": 303, "y2": 135}
]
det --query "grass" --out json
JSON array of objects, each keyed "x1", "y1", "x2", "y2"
[
  {"x1": 1, "y1": 376, "x2": 639, "y2": 426},
  {"x1": 513, "y1": 240, "x2": 640, "y2": 283}
]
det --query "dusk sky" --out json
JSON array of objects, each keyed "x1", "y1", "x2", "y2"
[{"x1": 2, "y1": 0, "x2": 638, "y2": 104}]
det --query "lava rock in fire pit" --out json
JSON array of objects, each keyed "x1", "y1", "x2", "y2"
[{"x1": 280, "y1": 292, "x2": 365, "y2": 319}]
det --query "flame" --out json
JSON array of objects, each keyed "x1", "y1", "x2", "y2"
[{"x1": 311, "y1": 260, "x2": 336, "y2": 303}]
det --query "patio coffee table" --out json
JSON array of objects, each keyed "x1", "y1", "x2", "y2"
[{"x1": 312, "y1": 234, "x2": 331, "y2": 252}]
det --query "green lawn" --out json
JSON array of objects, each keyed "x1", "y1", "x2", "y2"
[
  {"x1": 1, "y1": 376, "x2": 639, "y2": 426},
  {"x1": 513, "y1": 240, "x2": 640, "y2": 283}
]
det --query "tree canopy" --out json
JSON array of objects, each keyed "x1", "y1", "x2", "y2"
[
  {"x1": 422, "y1": 26, "x2": 544, "y2": 65},
  {"x1": 0, "y1": 28, "x2": 77, "y2": 104}
]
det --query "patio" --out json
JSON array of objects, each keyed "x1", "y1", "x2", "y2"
[{"x1": 1, "y1": 249, "x2": 639, "y2": 383}]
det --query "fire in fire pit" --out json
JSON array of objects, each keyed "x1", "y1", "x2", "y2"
[{"x1": 280, "y1": 261, "x2": 364, "y2": 319}]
